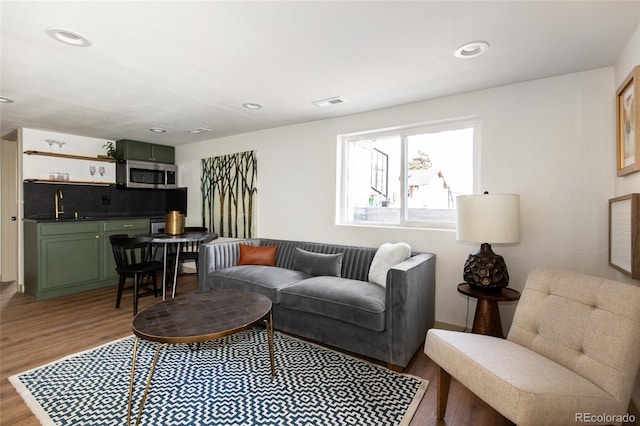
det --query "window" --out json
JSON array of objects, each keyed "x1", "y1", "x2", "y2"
[{"x1": 338, "y1": 118, "x2": 478, "y2": 228}]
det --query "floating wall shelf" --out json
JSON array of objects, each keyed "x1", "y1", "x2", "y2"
[
  {"x1": 24, "y1": 179, "x2": 116, "y2": 186},
  {"x1": 24, "y1": 150, "x2": 117, "y2": 163},
  {"x1": 24, "y1": 150, "x2": 117, "y2": 185}
]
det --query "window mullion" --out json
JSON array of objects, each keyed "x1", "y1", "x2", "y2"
[{"x1": 400, "y1": 133, "x2": 408, "y2": 225}]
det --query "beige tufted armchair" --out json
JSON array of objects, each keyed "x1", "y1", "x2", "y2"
[{"x1": 425, "y1": 268, "x2": 640, "y2": 425}]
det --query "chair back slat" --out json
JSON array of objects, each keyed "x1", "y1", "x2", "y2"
[{"x1": 109, "y1": 234, "x2": 154, "y2": 270}]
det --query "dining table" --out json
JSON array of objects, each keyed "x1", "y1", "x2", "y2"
[{"x1": 137, "y1": 230, "x2": 218, "y2": 300}]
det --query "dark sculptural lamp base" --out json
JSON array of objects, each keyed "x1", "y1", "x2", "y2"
[{"x1": 463, "y1": 243, "x2": 510, "y2": 289}]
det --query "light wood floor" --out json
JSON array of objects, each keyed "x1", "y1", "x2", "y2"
[{"x1": 0, "y1": 274, "x2": 515, "y2": 426}]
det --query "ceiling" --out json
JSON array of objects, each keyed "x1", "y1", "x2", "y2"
[{"x1": 2, "y1": 1, "x2": 639, "y2": 146}]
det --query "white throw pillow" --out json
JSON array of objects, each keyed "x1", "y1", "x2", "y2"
[{"x1": 368, "y1": 243, "x2": 411, "y2": 287}]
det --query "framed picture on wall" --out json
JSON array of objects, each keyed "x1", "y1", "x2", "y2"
[
  {"x1": 609, "y1": 193, "x2": 640, "y2": 280},
  {"x1": 616, "y1": 65, "x2": 640, "y2": 176}
]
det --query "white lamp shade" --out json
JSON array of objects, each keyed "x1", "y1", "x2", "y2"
[{"x1": 456, "y1": 194, "x2": 520, "y2": 243}]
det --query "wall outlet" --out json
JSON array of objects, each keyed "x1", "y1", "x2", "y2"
[{"x1": 101, "y1": 195, "x2": 111, "y2": 205}]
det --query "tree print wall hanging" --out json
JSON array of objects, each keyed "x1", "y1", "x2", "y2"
[{"x1": 201, "y1": 150, "x2": 257, "y2": 238}]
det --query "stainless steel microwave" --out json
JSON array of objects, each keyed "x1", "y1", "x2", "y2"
[{"x1": 116, "y1": 160, "x2": 177, "y2": 189}]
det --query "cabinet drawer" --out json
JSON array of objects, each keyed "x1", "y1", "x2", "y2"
[
  {"x1": 103, "y1": 219, "x2": 149, "y2": 232},
  {"x1": 40, "y1": 222, "x2": 100, "y2": 236}
]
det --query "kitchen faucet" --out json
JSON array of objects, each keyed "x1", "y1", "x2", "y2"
[{"x1": 55, "y1": 189, "x2": 64, "y2": 220}]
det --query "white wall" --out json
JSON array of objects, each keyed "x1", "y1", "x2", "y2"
[
  {"x1": 177, "y1": 67, "x2": 617, "y2": 331},
  {"x1": 614, "y1": 21, "x2": 640, "y2": 411},
  {"x1": 21, "y1": 129, "x2": 116, "y2": 184},
  {"x1": 614, "y1": 23, "x2": 640, "y2": 285}
]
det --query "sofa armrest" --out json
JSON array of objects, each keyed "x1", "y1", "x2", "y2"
[
  {"x1": 386, "y1": 253, "x2": 436, "y2": 367},
  {"x1": 198, "y1": 239, "x2": 259, "y2": 291}
]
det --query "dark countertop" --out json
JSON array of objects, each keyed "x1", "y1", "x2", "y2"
[{"x1": 24, "y1": 215, "x2": 165, "y2": 223}]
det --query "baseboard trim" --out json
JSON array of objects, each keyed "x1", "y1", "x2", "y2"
[{"x1": 433, "y1": 321, "x2": 465, "y2": 332}]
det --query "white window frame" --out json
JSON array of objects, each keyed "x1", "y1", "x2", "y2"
[{"x1": 336, "y1": 116, "x2": 481, "y2": 229}]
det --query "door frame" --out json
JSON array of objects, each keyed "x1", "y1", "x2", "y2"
[{"x1": 1, "y1": 129, "x2": 23, "y2": 291}]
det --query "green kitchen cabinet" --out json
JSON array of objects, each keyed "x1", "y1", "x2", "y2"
[
  {"x1": 39, "y1": 223, "x2": 101, "y2": 291},
  {"x1": 116, "y1": 139, "x2": 175, "y2": 164},
  {"x1": 24, "y1": 218, "x2": 149, "y2": 300},
  {"x1": 149, "y1": 144, "x2": 174, "y2": 164}
]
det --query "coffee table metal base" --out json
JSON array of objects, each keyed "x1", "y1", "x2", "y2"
[
  {"x1": 127, "y1": 313, "x2": 275, "y2": 426},
  {"x1": 127, "y1": 290, "x2": 276, "y2": 425}
]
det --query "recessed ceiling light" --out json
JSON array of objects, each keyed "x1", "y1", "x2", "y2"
[
  {"x1": 454, "y1": 41, "x2": 489, "y2": 59},
  {"x1": 149, "y1": 127, "x2": 167, "y2": 133},
  {"x1": 313, "y1": 96, "x2": 345, "y2": 107},
  {"x1": 242, "y1": 103, "x2": 263, "y2": 110},
  {"x1": 188, "y1": 128, "x2": 211, "y2": 134},
  {"x1": 0, "y1": 96, "x2": 14, "y2": 103},
  {"x1": 45, "y1": 27, "x2": 92, "y2": 47}
]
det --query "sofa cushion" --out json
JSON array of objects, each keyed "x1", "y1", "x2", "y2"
[
  {"x1": 293, "y1": 248, "x2": 343, "y2": 277},
  {"x1": 368, "y1": 242, "x2": 411, "y2": 287},
  {"x1": 207, "y1": 265, "x2": 311, "y2": 302},
  {"x1": 238, "y1": 244, "x2": 277, "y2": 266},
  {"x1": 425, "y1": 329, "x2": 620, "y2": 425},
  {"x1": 256, "y1": 239, "x2": 377, "y2": 281},
  {"x1": 279, "y1": 276, "x2": 386, "y2": 332}
]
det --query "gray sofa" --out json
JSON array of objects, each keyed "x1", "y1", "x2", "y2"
[{"x1": 198, "y1": 238, "x2": 436, "y2": 370}]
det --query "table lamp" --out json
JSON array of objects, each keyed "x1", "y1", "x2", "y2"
[{"x1": 456, "y1": 192, "x2": 520, "y2": 289}]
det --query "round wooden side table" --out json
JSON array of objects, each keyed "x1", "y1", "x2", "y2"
[{"x1": 457, "y1": 283, "x2": 521, "y2": 338}]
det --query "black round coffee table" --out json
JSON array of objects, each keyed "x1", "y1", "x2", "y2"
[{"x1": 127, "y1": 290, "x2": 275, "y2": 426}]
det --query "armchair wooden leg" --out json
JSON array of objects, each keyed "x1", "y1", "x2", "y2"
[{"x1": 436, "y1": 366, "x2": 452, "y2": 420}]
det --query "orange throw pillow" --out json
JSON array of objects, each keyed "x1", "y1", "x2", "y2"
[{"x1": 238, "y1": 244, "x2": 277, "y2": 266}]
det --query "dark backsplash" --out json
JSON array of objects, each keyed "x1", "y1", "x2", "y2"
[{"x1": 24, "y1": 183, "x2": 187, "y2": 219}]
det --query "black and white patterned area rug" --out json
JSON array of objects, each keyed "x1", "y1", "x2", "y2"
[{"x1": 10, "y1": 328, "x2": 428, "y2": 425}]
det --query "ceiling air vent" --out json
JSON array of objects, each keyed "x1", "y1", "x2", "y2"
[
  {"x1": 313, "y1": 96, "x2": 345, "y2": 107},
  {"x1": 188, "y1": 127, "x2": 211, "y2": 134}
]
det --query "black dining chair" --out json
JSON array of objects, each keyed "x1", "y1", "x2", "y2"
[
  {"x1": 158, "y1": 227, "x2": 210, "y2": 278},
  {"x1": 110, "y1": 234, "x2": 163, "y2": 315},
  {"x1": 178, "y1": 227, "x2": 210, "y2": 277}
]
